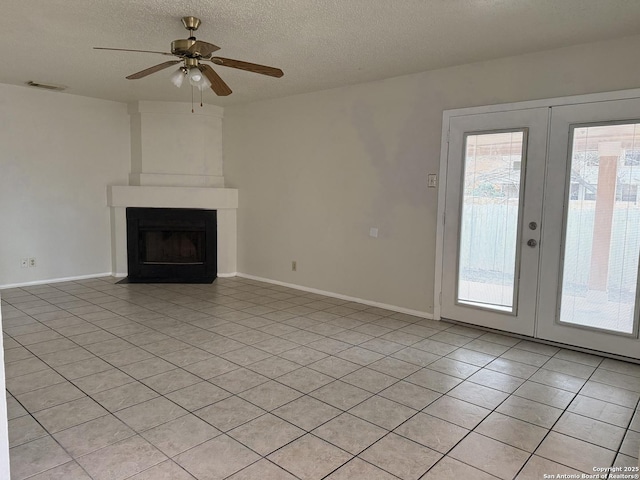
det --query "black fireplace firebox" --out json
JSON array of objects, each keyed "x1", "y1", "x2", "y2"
[{"x1": 125, "y1": 207, "x2": 217, "y2": 283}]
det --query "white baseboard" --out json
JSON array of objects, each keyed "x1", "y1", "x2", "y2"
[
  {"x1": 236, "y1": 273, "x2": 434, "y2": 320},
  {"x1": 217, "y1": 272, "x2": 237, "y2": 278},
  {"x1": 0, "y1": 272, "x2": 114, "y2": 290}
]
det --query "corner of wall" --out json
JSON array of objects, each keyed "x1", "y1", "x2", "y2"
[{"x1": 129, "y1": 111, "x2": 142, "y2": 175}]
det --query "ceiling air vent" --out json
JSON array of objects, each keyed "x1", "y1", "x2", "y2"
[{"x1": 25, "y1": 81, "x2": 67, "y2": 92}]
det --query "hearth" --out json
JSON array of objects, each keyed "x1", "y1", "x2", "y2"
[{"x1": 125, "y1": 207, "x2": 217, "y2": 283}]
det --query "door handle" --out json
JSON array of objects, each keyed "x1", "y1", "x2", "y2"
[{"x1": 527, "y1": 239, "x2": 538, "y2": 247}]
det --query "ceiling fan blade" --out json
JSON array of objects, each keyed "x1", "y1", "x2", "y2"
[
  {"x1": 94, "y1": 47, "x2": 174, "y2": 56},
  {"x1": 188, "y1": 41, "x2": 220, "y2": 57},
  {"x1": 126, "y1": 60, "x2": 181, "y2": 79},
  {"x1": 198, "y1": 65, "x2": 232, "y2": 96},
  {"x1": 210, "y1": 57, "x2": 283, "y2": 78}
]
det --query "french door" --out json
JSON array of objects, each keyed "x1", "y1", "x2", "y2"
[
  {"x1": 537, "y1": 99, "x2": 640, "y2": 358},
  {"x1": 440, "y1": 96, "x2": 640, "y2": 359},
  {"x1": 441, "y1": 108, "x2": 549, "y2": 336}
]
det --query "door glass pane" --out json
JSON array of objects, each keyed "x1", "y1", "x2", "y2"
[
  {"x1": 457, "y1": 131, "x2": 526, "y2": 312},
  {"x1": 560, "y1": 123, "x2": 640, "y2": 334}
]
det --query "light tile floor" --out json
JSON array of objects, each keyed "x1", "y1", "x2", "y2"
[{"x1": 1, "y1": 276, "x2": 639, "y2": 479}]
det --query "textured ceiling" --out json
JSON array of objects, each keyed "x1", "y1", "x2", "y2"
[{"x1": 2, "y1": 0, "x2": 640, "y2": 106}]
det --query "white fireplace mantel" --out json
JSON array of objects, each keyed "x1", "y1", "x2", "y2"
[{"x1": 107, "y1": 185, "x2": 238, "y2": 277}]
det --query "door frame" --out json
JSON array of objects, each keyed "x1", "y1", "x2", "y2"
[{"x1": 435, "y1": 87, "x2": 640, "y2": 321}]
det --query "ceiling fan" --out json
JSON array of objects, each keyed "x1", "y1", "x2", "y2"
[{"x1": 94, "y1": 16, "x2": 283, "y2": 96}]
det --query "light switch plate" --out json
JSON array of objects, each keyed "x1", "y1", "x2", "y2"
[{"x1": 428, "y1": 174, "x2": 437, "y2": 188}]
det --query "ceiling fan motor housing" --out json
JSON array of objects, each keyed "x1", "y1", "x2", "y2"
[{"x1": 171, "y1": 39, "x2": 197, "y2": 57}]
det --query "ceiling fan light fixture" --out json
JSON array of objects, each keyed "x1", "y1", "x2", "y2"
[
  {"x1": 170, "y1": 67, "x2": 187, "y2": 88},
  {"x1": 198, "y1": 74, "x2": 212, "y2": 91},
  {"x1": 188, "y1": 67, "x2": 203, "y2": 86}
]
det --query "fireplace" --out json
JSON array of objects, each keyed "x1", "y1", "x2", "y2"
[{"x1": 125, "y1": 207, "x2": 217, "y2": 283}]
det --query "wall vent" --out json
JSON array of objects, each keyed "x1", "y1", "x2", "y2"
[{"x1": 25, "y1": 81, "x2": 67, "y2": 92}]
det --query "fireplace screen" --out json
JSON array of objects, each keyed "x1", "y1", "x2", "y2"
[
  {"x1": 142, "y1": 230, "x2": 205, "y2": 264},
  {"x1": 126, "y1": 208, "x2": 217, "y2": 283}
]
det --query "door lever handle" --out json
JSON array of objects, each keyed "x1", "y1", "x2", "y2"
[{"x1": 527, "y1": 239, "x2": 538, "y2": 247}]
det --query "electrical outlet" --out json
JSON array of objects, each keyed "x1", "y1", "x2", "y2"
[
  {"x1": 369, "y1": 227, "x2": 379, "y2": 238},
  {"x1": 292, "y1": 261, "x2": 297, "y2": 272},
  {"x1": 29, "y1": 257, "x2": 36, "y2": 268},
  {"x1": 21, "y1": 258, "x2": 28, "y2": 268}
]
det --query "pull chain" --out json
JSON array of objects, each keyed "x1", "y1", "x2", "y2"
[{"x1": 191, "y1": 85, "x2": 194, "y2": 113}]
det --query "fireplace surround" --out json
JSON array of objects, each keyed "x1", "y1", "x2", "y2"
[
  {"x1": 108, "y1": 185, "x2": 238, "y2": 279},
  {"x1": 125, "y1": 207, "x2": 217, "y2": 283},
  {"x1": 107, "y1": 102, "x2": 237, "y2": 279}
]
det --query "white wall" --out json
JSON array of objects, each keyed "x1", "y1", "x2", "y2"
[
  {"x1": 128, "y1": 101, "x2": 225, "y2": 187},
  {"x1": 223, "y1": 34, "x2": 640, "y2": 315},
  {"x1": 0, "y1": 84, "x2": 130, "y2": 287}
]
